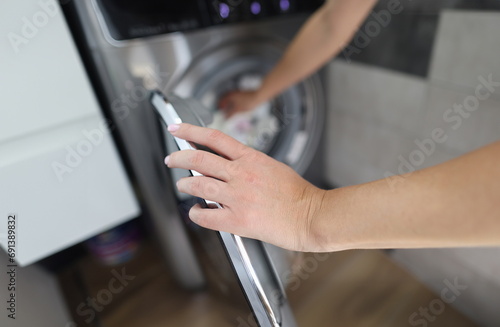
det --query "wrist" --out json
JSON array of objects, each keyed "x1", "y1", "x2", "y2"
[
  {"x1": 306, "y1": 187, "x2": 358, "y2": 252},
  {"x1": 301, "y1": 187, "x2": 329, "y2": 252},
  {"x1": 252, "y1": 88, "x2": 268, "y2": 106}
]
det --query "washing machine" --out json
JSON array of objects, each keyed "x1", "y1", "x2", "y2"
[{"x1": 70, "y1": 1, "x2": 326, "y2": 326}]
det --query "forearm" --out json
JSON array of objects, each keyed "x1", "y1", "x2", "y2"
[
  {"x1": 255, "y1": 0, "x2": 377, "y2": 103},
  {"x1": 314, "y1": 141, "x2": 500, "y2": 251}
]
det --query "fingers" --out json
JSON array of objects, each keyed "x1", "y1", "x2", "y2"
[
  {"x1": 219, "y1": 96, "x2": 237, "y2": 118},
  {"x1": 218, "y1": 91, "x2": 240, "y2": 109},
  {"x1": 189, "y1": 203, "x2": 240, "y2": 234},
  {"x1": 223, "y1": 106, "x2": 239, "y2": 119},
  {"x1": 218, "y1": 94, "x2": 233, "y2": 111},
  {"x1": 166, "y1": 149, "x2": 231, "y2": 181},
  {"x1": 169, "y1": 123, "x2": 249, "y2": 160},
  {"x1": 177, "y1": 176, "x2": 231, "y2": 204}
]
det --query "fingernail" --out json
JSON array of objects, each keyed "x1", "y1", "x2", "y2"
[
  {"x1": 168, "y1": 124, "x2": 180, "y2": 133},
  {"x1": 164, "y1": 155, "x2": 170, "y2": 165}
]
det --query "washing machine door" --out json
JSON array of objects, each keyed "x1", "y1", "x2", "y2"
[
  {"x1": 152, "y1": 92, "x2": 297, "y2": 327},
  {"x1": 173, "y1": 38, "x2": 324, "y2": 176}
]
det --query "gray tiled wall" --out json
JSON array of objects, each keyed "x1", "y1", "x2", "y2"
[
  {"x1": 392, "y1": 248, "x2": 500, "y2": 325},
  {"x1": 325, "y1": 10, "x2": 500, "y2": 326},
  {"x1": 429, "y1": 11, "x2": 500, "y2": 90},
  {"x1": 423, "y1": 84, "x2": 500, "y2": 154}
]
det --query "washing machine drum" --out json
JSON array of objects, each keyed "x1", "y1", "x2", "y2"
[{"x1": 174, "y1": 41, "x2": 324, "y2": 176}]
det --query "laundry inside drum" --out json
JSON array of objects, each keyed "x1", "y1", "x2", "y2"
[{"x1": 197, "y1": 73, "x2": 282, "y2": 154}]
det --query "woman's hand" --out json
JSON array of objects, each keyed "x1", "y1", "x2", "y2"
[
  {"x1": 218, "y1": 90, "x2": 262, "y2": 118},
  {"x1": 165, "y1": 123, "x2": 326, "y2": 251}
]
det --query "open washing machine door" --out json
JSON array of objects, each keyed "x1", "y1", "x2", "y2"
[
  {"x1": 151, "y1": 91, "x2": 297, "y2": 327},
  {"x1": 164, "y1": 40, "x2": 325, "y2": 327}
]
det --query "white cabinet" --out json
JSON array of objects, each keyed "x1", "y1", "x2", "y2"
[{"x1": 0, "y1": 0, "x2": 140, "y2": 265}]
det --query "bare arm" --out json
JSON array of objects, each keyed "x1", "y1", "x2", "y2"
[
  {"x1": 255, "y1": 0, "x2": 377, "y2": 104},
  {"x1": 313, "y1": 141, "x2": 500, "y2": 252},
  {"x1": 220, "y1": 0, "x2": 377, "y2": 114},
  {"x1": 166, "y1": 124, "x2": 500, "y2": 252}
]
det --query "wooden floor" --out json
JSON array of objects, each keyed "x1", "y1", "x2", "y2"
[{"x1": 59, "y1": 240, "x2": 477, "y2": 327}]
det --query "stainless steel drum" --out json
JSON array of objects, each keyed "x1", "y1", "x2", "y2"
[{"x1": 174, "y1": 38, "x2": 324, "y2": 175}]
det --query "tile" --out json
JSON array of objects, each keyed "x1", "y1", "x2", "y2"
[
  {"x1": 324, "y1": 109, "x2": 421, "y2": 186},
  {"x1": 324, "y1": 148, "x2": 382, "y2": 187},
  {"x1": 382, "y1": 139, "x2": 456, "y2": 176},
  {"x1": 364, "y1": 122, "x2": 418, "y2": 172},
  {"x1": 391, "y1": 249, "x2": 475, "y2": 286},
  {"x1": 391, "y1": 248, "x2": 500, "y2": 326},
  {"x1": 429, "y1": 10, "x2": 500, "y2": 93},
  {"x1": 417, "y1": 147, "x2": 457, "y2": 169},
  {"x1": 376, "y1": 0, "x2": 500, "y2": 14},
  {"x1": 375, "y1": 0, "x2": 460, "y2": 14},
  {"x1": 455, "y1": 274, "x2": 500, "y2": 326},
  {"x1": 338, "y1": 3, "x2": 500, "y2": 78},
  {"x1": 328, "y1": 60, "x2": 428, "y2": 136},
  {"x1": 423, "y1": 84, "x2": 500, "y2": 154},
  {"x1": 341, "y1": 12, "x2": 440, "y2": 77},
  {"x1": 326, "y1": 99, "x2": 427, "y2": 174},
  {"x1": 324, "y1": 111, "x2": 386, "y2": 186},
  {"x1": 447, "y1": 248, "x2": 500, "y2": 282}
]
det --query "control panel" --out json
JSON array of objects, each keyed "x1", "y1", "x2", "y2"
[{"x1": 95, "y1": 0, "x2": 324, "y2": 40}]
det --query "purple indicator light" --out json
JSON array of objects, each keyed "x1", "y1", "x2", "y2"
[
  {"x1": 280, "y1": 0, "x2": 290, "y2": 12},
  {"x1": 219, "y1": 3, "x2": 230, "y2": 19},
  {"x1": 250, "y1": 2, "x2": 261, "y2": 15}
]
